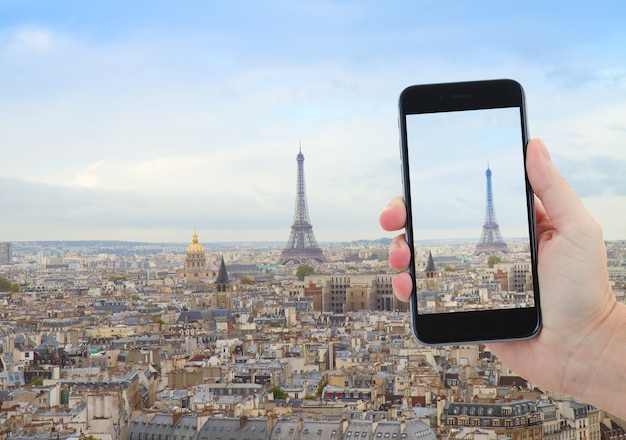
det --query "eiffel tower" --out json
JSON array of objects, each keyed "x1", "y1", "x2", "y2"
[
  {"x1": 475, "y1": 165, "x2": 509, "y2": 256},
  {"x1": 280, "y1": 147, "x2": 325, "y2": 265}
]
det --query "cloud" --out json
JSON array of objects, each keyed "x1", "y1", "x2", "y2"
[
  {"x1": 1, "y1": 3, "x2": 626, "y2": 242},
  {"x1": 0, "y1": 176, "x2": 291, "y2": 241},
  {"x1": 582, "y1": 191, "x2": 626, "y2": 241},
  {"x1": 555, "y1": 155, "x2": 626, "y2": 198},
  {"x1": 4, "y1": 26, "x2": 56, "y2": 53}
]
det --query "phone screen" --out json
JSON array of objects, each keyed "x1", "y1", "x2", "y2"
[{"x1": 405, "y1": 107, "x2": 535, "y2": 314}]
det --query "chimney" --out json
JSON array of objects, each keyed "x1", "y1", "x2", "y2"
[
  {"x1": 266, "y1": 414, "x2": 278, "y2": 433},
  {"x1": 372, "y1": 419, "x2": 379, "y2": 435},
  {"x1": 341, "y1": 418, "x2": 349, "y2": 434},
  {"x1": 298, "y1": 417, "x2": 304, "y2": 431},
  {"x1": 240, "y1": 415, "x2": 247, "y2": 429}
]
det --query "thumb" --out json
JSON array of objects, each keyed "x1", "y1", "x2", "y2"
[{"x1": 526, "y1": 138, "x2": 591, "y2": 234}]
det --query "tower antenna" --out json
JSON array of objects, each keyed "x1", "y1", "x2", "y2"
[
  {"x1": 280, "y1": 145, "x2": 325, "y2": 265},
  {"x1": 475, "y1": 165, "x2": 509, "y2": 256}
]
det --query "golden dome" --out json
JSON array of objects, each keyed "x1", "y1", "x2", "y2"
[{"x1": 187, "y1": 230, "x2": 205, "y2": 254}]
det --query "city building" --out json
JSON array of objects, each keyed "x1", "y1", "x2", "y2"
[
  {"x1": 213, "y1": 256, "x2": 234, "y2": 312},
  {"x1": 0, "y1": 241, "x2": 12, "y2": 265},
  {"x1": 0, "y1": 239, "x2": 622, "y2": 439},
  {"x1": 441, "y1": 399, "x2": 543, "y2": 440},
  {"x1": 128, "y1": 413, "x2": 437, "y2": 440},
  {"x1": 304, "y1": 274, "x2": 407, "y2": 313},
  {"x1": 177, "y1": 230, "x2": 216, "y2": 284}
]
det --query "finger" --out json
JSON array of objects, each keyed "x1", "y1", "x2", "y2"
[
  {"x1": 389, "y1": 233, "x2": 411, "y2": 270},
  {"x1": 379, "y1": 196, "x2": 406, "y2": 232},
  {"x1": 392, "y1": 272, "x2": 413, "y2": 302}
]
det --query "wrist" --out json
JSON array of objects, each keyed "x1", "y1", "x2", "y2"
[{"x1": 564, "y1": 300, "x2": 626, "y2": 416}]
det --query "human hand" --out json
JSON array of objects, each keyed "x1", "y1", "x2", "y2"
[{"x1": 380, "y1": 138, "x2": 626, "y2": 415}]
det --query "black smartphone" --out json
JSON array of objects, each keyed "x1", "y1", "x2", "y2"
[{"x1": 398, "y1": 79, "x2": 541, "y2": 345}]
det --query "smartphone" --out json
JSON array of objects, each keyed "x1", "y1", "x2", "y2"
[{"x1": 398, "y1": 79, "x2": 541, "y2": 345}]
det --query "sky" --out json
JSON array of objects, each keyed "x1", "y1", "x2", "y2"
[{"x1": 1, "y1": 1, "x2": 625, "y2": 243}]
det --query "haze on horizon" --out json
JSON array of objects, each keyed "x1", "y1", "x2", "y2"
[{"x1": 1, "y1": 1, "x2": 626, "y2": 243}]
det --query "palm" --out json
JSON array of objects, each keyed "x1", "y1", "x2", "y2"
[{"x1": 489, "y1": 196, "x2": 615, "y2": 394}]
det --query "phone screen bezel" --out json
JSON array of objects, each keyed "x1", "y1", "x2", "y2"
[{"x1": 398, "y1": 79, "x2": 541, "y2": 345}]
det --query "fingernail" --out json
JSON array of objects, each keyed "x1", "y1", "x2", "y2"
[{"x1": 536, "y1": 139, "x2": 551, "y2": 162}]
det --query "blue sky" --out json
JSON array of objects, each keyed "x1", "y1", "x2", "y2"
[{"x1": 1, "y1": 1, "x2": 625, "y2": 242}]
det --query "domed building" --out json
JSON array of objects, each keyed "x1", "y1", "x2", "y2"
[{"x1": 177, "y1": 229, "x2": 215, "y2": 284}]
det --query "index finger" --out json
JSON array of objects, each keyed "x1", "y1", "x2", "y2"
[{"x1": 379, "y1": 196, "x2": 406, "y2": 232}]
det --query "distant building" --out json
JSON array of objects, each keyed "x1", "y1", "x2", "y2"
[
  {"x1": 557, "y1": 401, "x2": 601, "y2": 440},
  {"x1": 212, "y1": 256, "x2": 234, "y2": 312},
  {"x1": 441, "y1": 399, "x2": 542, "y2": 439},
  {"x1": 177, "y1": 230, "x2": 215, "y2": 284},
  {"x1": 0, "y1": 241, "x2": 12, "y2": 265},
  {"x1": 304, "y1": 274, "x2": 407, "y2": 314},
  {"x1": 128, "y1": 413, "x2": 437, "y2": 440},
  {"x1": 422, "y1": 250, "x2": 439, "y2": 292}
]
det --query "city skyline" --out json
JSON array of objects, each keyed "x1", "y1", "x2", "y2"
[{"x1": 1, "y1": 2, "x2": 626, "y2": 242}]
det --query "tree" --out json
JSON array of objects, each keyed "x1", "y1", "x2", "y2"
[
  {"x1": 296, "y1": 264, "x2": 315, "y2": 281},
  {"x1": 239, "y1": 276, "x2": 255, "y2": 285},
  {"x1": 269, "y1": 385, "x2": 287, "y2": 400},
  {"x1": 0, "y1": 277, "x2": 11, "y2": 292},
  {"x1": 30, "y1": 376, "x2": 44, "y2": 387},
  {"x1": 487, "y1": 255, "x2": 502, "y2": 268},
  {"x1": 315, "y1": 379, "x2": 329, "y2": 397},
  {"x1": 151, "y1": 315, "x2": 165, "y2": 326}
]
